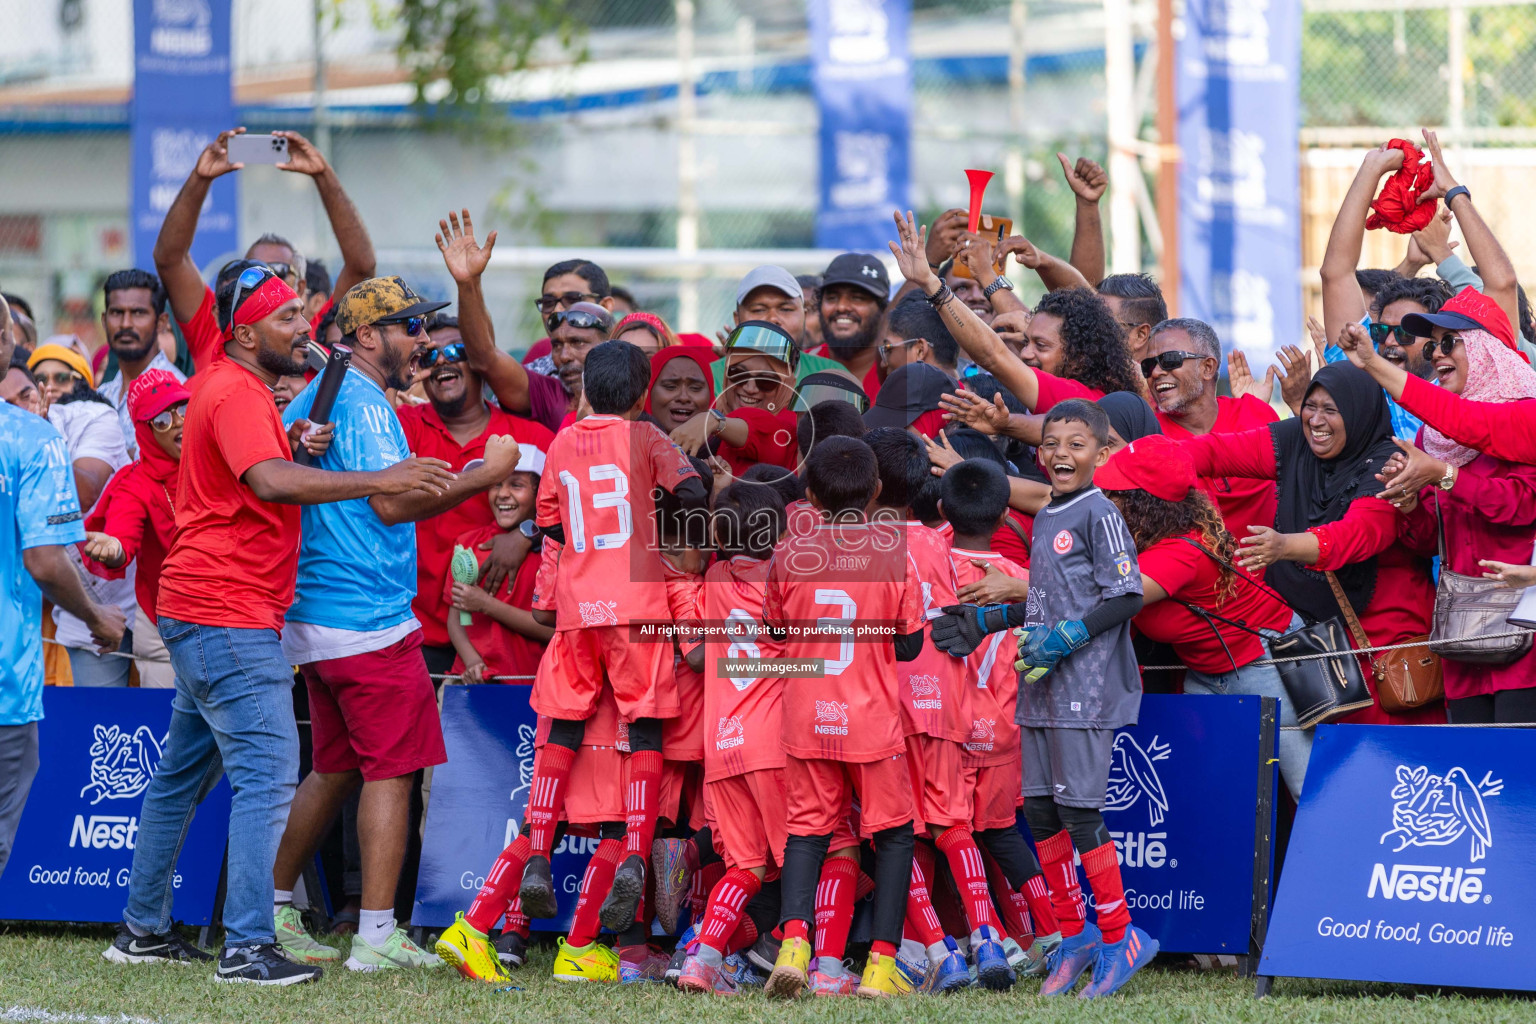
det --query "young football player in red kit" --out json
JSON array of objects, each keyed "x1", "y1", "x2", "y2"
[
  {"x1": 863, "y1": 428, "x2": 1014, "y2": 991},
  {"x1": 940, "y1": 459, "x2": 1062, "y2": 977},
  {"x1": 761, "y1": 437, "x2": 928, "y2": 1000}
]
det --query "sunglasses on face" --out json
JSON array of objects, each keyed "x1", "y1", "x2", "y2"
[
  {"x1": 265, "y1": 262, "x2": 295, "y2": 284},
  {"x1": 1421, "y1": 334, "x2": 1463, "y2": 361},
  {"x1": 549, "y1": 310, "x2": 610, "y2": 332},
  {"x1": 418, "y1": 342, "x2": 467, "y2": 369},
  {"x1": 36, "y1": 369, "x2": 82, "y2": 388},
  {"x1": 534, "y1": 291, "x2": 599, "y2": 315},
  {"x1": 878, "y1": 338, "x2": 920, "y2": 360},
  {"x1": 1368, "y1": 322, "x2": 1413, "y2": 348},
  {"x1": 1139, "y1": 350, "x2": 1204, "y2": 377},
  {"x1": 379, "y1": 316, "x2": 426, "y2": 337},
  {"x1": 726, "y1": 368, "x2": 782, "y2": 390},
  {"x1": 150, "y1": 402, "x2": 187, "y2": 431}
]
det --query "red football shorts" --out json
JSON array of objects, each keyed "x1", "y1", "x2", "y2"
[
  {"x1": 302, "y1": 631, "x2": 445, "y2": 781},
  {"x1": 904, "y1": 734, "x2": 972, "y2": 830},
  {"x1": 531, "y1": 626, "x2": 679, "y2": 722},
  {"x1": 560, "y1": 743, "x2": 624, "y2": 825},
  {"x1": 967, "y1": 760, "x2": 1023, "y2": 831},
  {"x1": 705, "y1": 769, "x2": 788, "y2": 874},
  {"x1": 785, "y1": 754, "x2": 914, "y2": 839},
  {"x1": 658, "y1": 760, "x2": 706, "y2": 831}
]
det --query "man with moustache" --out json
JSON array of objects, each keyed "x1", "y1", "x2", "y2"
[
  {"x1": 814, "y1": 253, "x2": 891, "y2": 400},
  {"x1": 96, "y1": 271, "x2": 178, "y2": 458}
]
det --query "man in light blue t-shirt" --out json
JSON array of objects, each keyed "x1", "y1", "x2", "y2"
[
  {"x1": 0, "y1": 307, "x2": 126, "y2": 875},
  {"x1": 269, "y1": 276, "x2": 520, "y2": 971}
]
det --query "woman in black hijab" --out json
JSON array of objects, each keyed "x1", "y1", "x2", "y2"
[
  {"x1": 1176, "y1": 363, "x2": 1444, "y2": 724},
  {"x1": 1097, "y1": 391, "x2": 1162, "y2": 450}
]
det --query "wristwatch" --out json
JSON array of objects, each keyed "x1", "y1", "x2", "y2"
[
  {"x1": 1444, "y1": 185, "x2": 1471, "y2": 206},
  {"x1": 983, "y1": 276, "x2": 1014, "y2": 298},
  {"x1": 519, "y1": 519, "x2": 540, "y2": 539},
  {"x1": 1437, "y1": 464, "x2": 1458, "y2": 491},
  {"x1": 708, "y1": 408, "x2": 727, "y2": 435}
]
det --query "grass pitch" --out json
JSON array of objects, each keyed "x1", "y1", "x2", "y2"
[{"x1": 0, "y1": 924, "x2": 1529, "y2": 1024}]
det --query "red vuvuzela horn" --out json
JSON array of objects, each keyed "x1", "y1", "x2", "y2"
[{"x1": 964, "y1": 168, "x2": 994, "y2": 233}]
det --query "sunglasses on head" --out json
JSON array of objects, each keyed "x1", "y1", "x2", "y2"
[
  {"x1": 549, "y1": 310, "x2": 610, "y2": 332},
  {"x1": 1421, "y1": 333, "x2": 1463, "y2": 361},
  {"x1": 379, "y1": 315, "x2": 426, "y2": 337},
  {"x1": 227, "y1": 264, "x2": 277, "y2": 329},
  {"x1": 534, "y1": 291, "x2": 600, "y2": 315},
  {"x1": 150, "y1": 402, "x2": 187, "y2": 431},
  {"x1": 1367, "y1": 322, "x2": 1413, "y2": 348},
  {"x1": 418, "y1": 341, "x2": 467, "y2": 369},
  {"x1": 1139, "y1": 350, "x2": 1204, "y2": 377}
]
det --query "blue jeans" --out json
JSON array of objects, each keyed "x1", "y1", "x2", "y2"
[
  {"x1": 66, "y1": 629, "x2": 134, "y2": 687},
  {"x1": 123, "y1": 618, "x2": 298, "y2": 948},
  {"x1": 1183, "y1": 614, "x2": 1312, "y2": 799}
]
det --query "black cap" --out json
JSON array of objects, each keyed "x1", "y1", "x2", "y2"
[
  {"x1": 822, "y1": 253, "x2": 890, "y2": 303},
  {"x1": 862, "y1": 362, "x2": 957, "y2": 430}
]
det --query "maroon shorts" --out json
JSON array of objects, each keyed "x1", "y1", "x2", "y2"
[{"x1": 301, "y1": 631, "x2": 446, "y2": 781}]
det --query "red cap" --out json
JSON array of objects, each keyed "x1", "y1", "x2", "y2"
[
  {"x1": 126, "y1": 369, "x2": 191, "y2": 423},
  {"x1": 1401, "y1": 286, "x2": 1518, "y2": 352},
  {"x1": 1097, "y1": 434, "x2": 1197, "y2": 502}
]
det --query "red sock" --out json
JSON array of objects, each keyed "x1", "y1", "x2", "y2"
[
  {"x1": 783, "y1": 919, "x2": 809, "y2": 942},
  {"x1": 1023, "y1": 873, "x2": 1059, "y2": 936},
  {"x1": 502, "y1": 896, "x2": 530, "y2": 939},
  {"x1": 813, "y1": 857, "x2": 860, "y2": 962},
  {"x1": 694, "y1": 860, "x2": 725, "y2": 922},
  {"x1": 870, "y1": 940, "x2": 897, "y2": 959},
  {"x1": 527, "y1": 744, "x2": 576, "y2": 858},
  {"x1": 567, "y1": 838, "x2": 624, "y2": 947},
  {"x1": 855, "y1": 869, "x2": 876, "y2": 903},
  {"x1": 698, "y1": 869, "x2": 762, "y2": 954},
  {"x1": 1080, "y1": 841, "x2": 1132, "y2": 943},
  {"x1": 935, "y1": 827, "x2": 1003, "y2": 938},
  {"x1": 623, "y1": 750, "x2": 664, "y2": 860},
  {"x1": 903, "y1": 859, "x2": 945, "y2": 948},
  {"x1": 724, "y1": 913, "x2": 758, "y2": 956},
  {"x1": 465, "y1": 833, "x2": 531, "y2": 934},
  {"x1": 1036, "y1": 830, "x2": 1086, "y2": 938}
]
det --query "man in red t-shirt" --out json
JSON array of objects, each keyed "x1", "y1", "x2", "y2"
[
  {"x1": 762, "y1": 437, "x2": 927, "y2": 1000},
  {"x1": 152, "y1": 128, "x2": 376, "y2": 377},
  {"x1": 1145, "y1": 318, "x2": 1278, "y2": 539},
  {"x1": 121, "y1": 272, "x2": 453, "y2": 985}
]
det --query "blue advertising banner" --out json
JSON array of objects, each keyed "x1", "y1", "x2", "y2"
[
  {"x1": 1176, "y1": 0, "x2": 1301, "y2": 362},
  {"x1": 0, "y1": 688, "x2": 231, "y2": 925},
  {"x1": 1078, "y1": 694, "x2": 1275, "y2": 953},
  {"x1": 131, "y1": 0, "x2": 237, "y2": 269},
  {"x1": 1261, "y1": 725, "x2": 1535, "y2": 992},
  {"x1": 414, "y1": 685, "x2": 586, "y2": 931},
  {"x1": 808, "y1": 0, "x2": 912, "y2": 252}
]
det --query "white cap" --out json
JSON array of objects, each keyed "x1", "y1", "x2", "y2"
[{"x1": 735, "y1": 265, "x2": 803, "y2": 307}]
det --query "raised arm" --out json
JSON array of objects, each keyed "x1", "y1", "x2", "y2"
[
  {"x1": 1320, "y1": 145, "x2": 1403, "y2": 346},
  {"x1": 153, "y1": 127, "x2": 246, "y2": 324},
  {"x1": 1058, "y1": 154, "x2": 1108, "y2": 286},
  {"x1": 435, "y1": 209, "x2": 534, "y2": 415},
  {"x1": 275, "y1": 131, "x2": 376, "y2": 298},
  {"x1": 1419, "y1": 128, "x2": 1519, "y2": 332}
]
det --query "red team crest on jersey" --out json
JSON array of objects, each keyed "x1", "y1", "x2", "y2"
[{"x1": 1053, "y1": 530, "x2": 1074, "y2": 554}]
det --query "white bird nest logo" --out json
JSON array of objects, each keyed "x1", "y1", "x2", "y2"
[
  {"x1": 1103, "y1": 734, "x2": 1171, "y2": 828},
  {"x1": 1381, "y1": 764, "x2": 1502, "y2": 864},
  {"x1": 81, "y1": 724, "x2": 166, "y2": 805}
]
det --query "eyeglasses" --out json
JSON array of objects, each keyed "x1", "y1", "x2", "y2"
[
  {"x1": 418, "y1": 341, "x2": 467, "y2": 369},
  {"x1": 265, "y1": 262, "x2": 295, "y2": 284},
  {"x1": 379, "y1": 316, "x2": 426, "y2": 337},
  {"x1": 229, "y1": 265, "x2": 276, "y2": 326},
  {"x1": 534, "y1": 291, "x2": 600, "y2": 315},
  {"x1": 878, "y1": 338, "x2": 920, "y2": 360},
  {"x1": 1368, "y1": 322, "x2": 1414, "y2": 348},
  {"x1": 35, "y1": 369, "x2": 82, "y2": 388},
  {"x1": 1139, "y1": 350, "x2": 1205, "y2": 377},
  {"x1": 1421, "y1": 334, "x2": 1463, "y2": 362},
  {"x1": 149, "y1": 402, "x2": 187, "y2": 431},
  {"x1": 549, "y1": 310, "x2": 611, "y2": 332}
]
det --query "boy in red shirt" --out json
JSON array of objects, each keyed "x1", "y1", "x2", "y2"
[{"x1": 762, "y1": 437, "x2": 928, "y2": 1000}]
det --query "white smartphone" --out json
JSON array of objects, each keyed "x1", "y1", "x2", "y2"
[{"x1": 227, "y1": 133, "x2": 289, "y2": 165}]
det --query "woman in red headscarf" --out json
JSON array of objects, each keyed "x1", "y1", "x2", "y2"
[
  {"x1": 644, "y1": 346, "x2": 715, "y2": 433},
  {"x1": 614, "y1": 311, "x2": 680, "y2": 357},
  {"x1": 81, "y1": 370, "x2": 188, "y2": 686}
]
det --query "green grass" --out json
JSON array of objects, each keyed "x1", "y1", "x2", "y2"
[{"x1": 0, "y1": 924, "x2": 1530, "y2": 1024}]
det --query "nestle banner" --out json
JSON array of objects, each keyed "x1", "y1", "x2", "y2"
[
  {"x1": 414, "y1": 685, "x2": 587, "y2": 931},
  {"x1": 0, "y1": 688, "x2": 231, "y2": 925},
  {"x1": 131, "y1": 0, "x2": 237, "y2": 269},
  {"x1": 1176, "y1": 0, "x2": 1302, "y2": 362},
  {"x1": 808, "y1": 0, "x2": 912, "y2": 252},
  {"x1": 1261, "y1": 725, "x2": 1535, "y2": 992},
  {"x1": 1080, "y1": 694, "x2": 1275, "y2": 953}
]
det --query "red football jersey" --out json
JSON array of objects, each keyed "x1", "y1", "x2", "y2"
[
  {"x1": 897, "y1": 521, "x2": 970, "y2": 743},
  {"x1": 765, "y1": 522, "x2": 926, "y2": 763},
  {"x1": 535, "y1": 415, "x2": 699, "y2": 630},
  {"x1": 950, "y1": 547, "x2": 1028, "y2": 767},
  {"x1": 662, "y1": 555, "x2": 705, "y2": 762},
  {"x1": 694, "y1": 555, "x2": 785, "y2": 781}
]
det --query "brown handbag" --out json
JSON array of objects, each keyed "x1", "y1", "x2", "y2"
[{"x1": 1325, "y1": 570, "x2": 1443, "y2": 713}]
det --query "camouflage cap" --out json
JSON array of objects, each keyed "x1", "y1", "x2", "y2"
[{"x1": 334, "y1": 275, "x2": 449, "y2": 336}]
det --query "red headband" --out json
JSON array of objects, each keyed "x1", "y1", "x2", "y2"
[{"x1": 224, "y1": 275, "x2": 301, "y2": 340}]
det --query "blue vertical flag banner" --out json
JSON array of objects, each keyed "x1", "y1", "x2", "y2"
[
  {"x1": 808, "y1": 0, "x2": 912, "y2": 252},
  {"x1": 1261, "y1": 726, "x2": 1536, "y2": 992},
  {"x1": 0, "y1": 688, "x2": 231, "y2": 925},
  {"x1": 131, "y1": 0, "x2": 237, "y2": 271},
  {"x1": 1176, "y1": 0, "x2": 1301, "y2": 363}
]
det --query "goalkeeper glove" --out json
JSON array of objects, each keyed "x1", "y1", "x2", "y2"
[
  {"x1": 930, "y1": 604, "x2": 1011, "y2": 658},
  {"x1": 1013, "y1": 620, "x2": 1090, "y2": 683}
]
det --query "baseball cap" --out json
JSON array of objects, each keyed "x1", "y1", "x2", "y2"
[
  {"x1": 735, "y1": 266, "x2": 803, "y2": 307},
  {"x1": 725, "y1": 320, "x2": 800, "y2": 371},
  {"x1": 862, "y1": 362, "x2": 956, "y2": 430},
  {"x1": 822, "y1": 253, "x2": 890, "y2": 303},
  {"x1": 126, "y1": 368, "x2": 191, "y2": 423},
  {"x1": 1097, "y1": 435, "x2": 1197, "y2": 501},
  {"x1": 335, "y1": 276, "x2": 449, "y2": 336},
  {"x1": 1400, "y1": 286, "x2": 1518, "y2": 351},
  {"x1": 792, "y1": 368, "x2": 870, "y2": 413}
]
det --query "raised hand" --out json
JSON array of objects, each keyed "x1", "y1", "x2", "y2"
[
  {"x1": 922, "y1": 429, "x2": 964, "y2": 477},
  {"x1": 1409, "y1": 206, "x2": 1458, "y2": 264},
  {"x1": 956, "y1": 230, "x2": 1001, "y2": 283},
  {"x1": 940, "y1": 389, "x2": 1009, "y2": 435},
  {"x1": 374, "y1": 457, "x2": 457, "y2": 496},
  {"x1": 274, "y1": 130, "x2": 329, "y2": 176},
  {"x1": 1226, "y1": 350, "x2": 1274, "y2": 403},
  {"x1": 1417, "y1": 128, "x2": 1460, "y2": 205},
  {"x1": 1058, "y1": 154, "x2": 1108, "y2": 203},
  {"x1": 1274, "y1": 344, "x2": 1313, "y2": 414},
  {"x1": 481, "y1": 433, "x2": 521, "y2": 476},
  {"x1": 995, "y1": 235, "x2": 1045, "y2": 271},
  {"x1": 925, "y1": 208, "x2": 970, "y2": 268},
  {"x1": 1337, "y1": 321, "x2": 1377, "y2": 370},
  {"x1": 1306, "y1": 315, "x2": 1329, "y2": 364},
  {"x1": 195, "y1": 127, "x2": 247, "y2": 180},
  {"x1": 889, "y1": 210, "x2": 939, "y2": 292},
  {"x1": 436, "y1": 209, "x2": 498, "y2": 284}
]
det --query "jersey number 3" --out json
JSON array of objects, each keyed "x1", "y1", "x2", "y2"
[{"x1": 558, "y1": 464, "x2": 632, "y2": 553}]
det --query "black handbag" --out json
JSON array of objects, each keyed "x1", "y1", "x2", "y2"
[
  {"x1": 1427, "y1": 495, "x2": 1535, "y2": 665},
  {"x1": 1175, "y1": 539, "x2": 1374, "y2": 728}
]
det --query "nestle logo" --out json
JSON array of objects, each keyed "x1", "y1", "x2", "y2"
[
  {"x1": 70, "y1": 814, "x2": 138, "y2": 850},
  {"x1": 1367, "y1": 863, "x2": 1487, "y2": 904}
]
